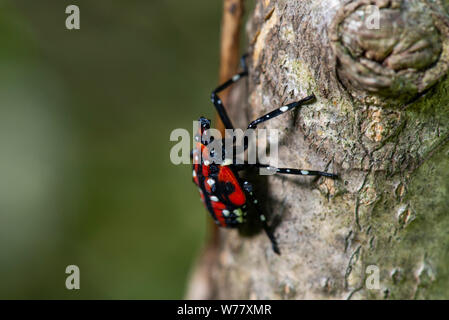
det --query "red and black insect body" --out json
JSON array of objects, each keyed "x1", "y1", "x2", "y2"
[
  {"x1": 192, "y1": 119, "x2": 248, "y2": 228},
  {"x1": 192, "y1": 55, "x2": 337, "y2": 255}
]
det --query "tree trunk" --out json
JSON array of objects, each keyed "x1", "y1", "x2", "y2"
[{"x1": 187, "y1": 0, "x2": 449, "y2": 299}]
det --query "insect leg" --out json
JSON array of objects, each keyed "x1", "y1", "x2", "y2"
[
  {"x1": 246, "y1": 95, "x2": 315, "y2": 130},
  {"x1": 238, "y1": 163, "x2": 338, "y2": 179},
  {"x1": 240, "y1": 95, "x2": 316, "y2": 152},
  {"x1": 242, "y1": 180, "x2": 281, "y2": 255},
  {"x1": 211, "y1": 55, "x2": 249, "y2": 130}
]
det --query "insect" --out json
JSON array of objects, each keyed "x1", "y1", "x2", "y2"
[{"x1": 192, "y1": 55, "x2": 337, "y2": 255}]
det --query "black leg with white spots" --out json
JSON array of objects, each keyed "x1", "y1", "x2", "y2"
[
  {"x1": 242, "y1": 181, "x2": 281, "y2": 255},
  {"x1": 255, "y1": 164, "x2": 338, "y2": 179},
  {"x1": 247, "y1": 95, "x2": 315, "y2": 129},
  {"x1": 210, "y1": 55, "x2": 249, "y2": 130},
  {"x1": 236, "y1": 164, "x2": 338, "y2": 179}
]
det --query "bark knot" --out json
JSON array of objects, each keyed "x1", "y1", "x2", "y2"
[{"x1": 330, "y1": 0, "x2": 449, "y2": 107}]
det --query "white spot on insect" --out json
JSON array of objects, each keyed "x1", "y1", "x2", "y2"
[
  {"x1": 207, "y1": 178, "x2": 215, "y2": 187},
  {"x1": 217, "y1": 100, "x2": 222, "y2": 104},
  {"x1": 210, "y1": 196, "x2": 219, "y2": 202},
  {"x1": 280, "y1": 106, "x2": 289, "y2": 112},
  {"x1": 233, "y1": 209, "x2": 243, "y2": 216},
  {"x1": 301, "y1": 170, "x2": 310, "y2": 175},
  {"x1": 286, "y1": 169, "x2": 290, "y2": 173},
  {"x1": 254, "y1": 200, "x2": 258, "y2": 204},
  {"x1": 236, "y1": 216, "x2": 243, "y2": 223},
  {"x1": 260, "y1": 214, "x2": 266, "y2": 221},
  {"x1": 192, "y1": 170, "x2": 196, "y2": 177},
  {"x1": 204, "y1": 160, "x2": 210, "y2": 166},
  {"x1": 232, "y1": 74, "x2": 240, "y2": 82},
  {"x1": 266, "y1": 115, "x2": 270, "y2": 118},
  {"x1": 222, "y1": 209, "x2": 230, "y2": 216},
  {"x1": 194, "y1": 155, "x2": 199, "y2": 162}
]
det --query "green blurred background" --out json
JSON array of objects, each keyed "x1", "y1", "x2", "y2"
[{"x1": 0, "y1": 0, "x2": 236, "y2": 299}]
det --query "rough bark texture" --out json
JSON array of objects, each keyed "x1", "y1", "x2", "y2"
[{"x1": 188, "y1": 0, "x2": 449, "y2": 299}]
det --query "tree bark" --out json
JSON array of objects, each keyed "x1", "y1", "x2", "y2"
[{"x1": 188, "y1": 0, "x2": 449, "y2": 299}]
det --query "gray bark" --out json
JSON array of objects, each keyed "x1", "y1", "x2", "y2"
[{"x1": 187, "y1": 0, "x2": 449, "y2": 299}]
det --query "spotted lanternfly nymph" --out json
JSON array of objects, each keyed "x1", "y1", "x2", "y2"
[{"x1": 192, "y1": 55, "x2": 337, "y2": 255}]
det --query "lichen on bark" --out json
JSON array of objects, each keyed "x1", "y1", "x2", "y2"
[{"x1": 187, "y1": 0, "x2": 449, "y2": 299}]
